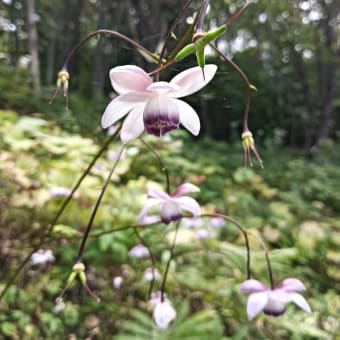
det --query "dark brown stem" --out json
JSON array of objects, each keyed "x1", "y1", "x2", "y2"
[
  {"x1": 62, "y1": 29, "x2": 157, "y2": 70},
  {"x1": 209, "y1": 44, "x2": 252, "y2": 131},
  {"x1": 201, "y1": 213, "x2": 251, "y2": 280},
  {"x1": 155, "y1": 0, "x2": 194, "y2": 81},
  {"x1": 140, "y1": 138, "x2": 170, "y2": 194},
  {"x1": 77, "y1": 145, "x2": 126, "y2": 261},
  {"x1": 225, "y1": 2, "x2": 250, "y2": 29},
  {"x1": 160, "y1": 222, "x2": 180, "y2": 301},
  {"x1": 196, "y1": 0, "x2": 210, "y2": 32}
]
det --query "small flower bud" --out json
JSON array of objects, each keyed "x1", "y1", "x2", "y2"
[
  {"x1": 242, "y1": 130, "x2": 263, "y2": 168},
  {"x1": 49, "y1": 67, "x2": 70, "y2": 108}
]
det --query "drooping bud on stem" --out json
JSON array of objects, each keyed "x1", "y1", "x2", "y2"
[
  {"x1": 49, "y1": 67, "x2": 70, "y2": 109},
  {"x1": 242, "y1": 130, "x2": 263, "y2": 168}
]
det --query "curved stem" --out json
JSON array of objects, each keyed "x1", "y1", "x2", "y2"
[
  {"x1": 201, "y1": 213, "x2": 251, "y2": 280},
  {"x1": 61, "y1": 29, "x2": 157, "y2": 70},
  {"x1": 160, "y1": 221, "x2": 180, "y2": 301},
  {"x1": 247, "y1": 230, "x2": 275, "y2": 288},
  {"x1": 77, "y1": 144, "x2": 126, "y2": 261},
  {"x1": 209, "y1": 44, "x2": 252, "y2": 131},
  {"x1": 140, "y1": 138, "x2": 170, "y2": 194},
  {"x1": 0, "y1": 129, "x2": 120, "y2": 302}
]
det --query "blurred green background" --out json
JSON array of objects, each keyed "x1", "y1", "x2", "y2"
[{"x1": 0, "y1": 0, "x2": 339, "y2": 338}]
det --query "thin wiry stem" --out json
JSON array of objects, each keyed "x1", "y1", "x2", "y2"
[
  {"x1": 247, "y1": 230, "x2": 275, "y2": 288},
  {"x1": 155, "y1": 0, "x2": 194, "y2": 81},
  {"x1": 201, "y1": 213, "x2": 251, "y2": 280},
  {"x1": 0, "y1": 129, "x2": 120, "y2": 302},
  {"x1": 224, "y1": 2, "x2": 250, "y2": 29},
  {"x1": 61, "y1": 30, "x2": 157, "y2": 70},
  {"x1": 196, "y1": 0, "x2": 210, "y2": 32},
  {"x1": 133, "y1": 229, "x2": 157, "y2": 299},
  {"x1": 77, "y1": 144, "x2": 126, "y2": 261},
  {"x1": 140, "y1": 138, "x2": 171, "y2": 194},
  {"x1": 209, "y1": 44, "x2": 252, "y2": 131},
  {"x1": 160, "y1": 221, "x2": 180, "y2": 302}
]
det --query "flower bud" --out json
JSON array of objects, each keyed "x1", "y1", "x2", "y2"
[{"x1": 242, "y1": 130, "x2": 263, "y2": 168}]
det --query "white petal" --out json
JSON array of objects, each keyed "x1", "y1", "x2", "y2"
[
  {"x1": 280, "y1": 278, "x2": 306, "y2": 292},
  {"x1": 170, "y1": 64, "x2": 217, "y2": 98},
  {"x1": 289, "y1": 293, "x2": 311, "y2": 313},
  {"x1": 101, "y1": 93, "x2": 149, "y2": 129},
  {"x1": 148, "y1": 188, "x2": 171, "y2": 201},
  {"x1": 247, "y1": 292, "x2": 268, "y2": 320},
  {"x1": 120, "y1": 103, "x2": 145, "y2": 143},
  {"x1": 240, "y1": 279, "x2": 268, "y2": 294},
  {"x1": 173, "y1": 99, "x2": 200, "y2": 136},
  {"x1": 110, "y1": 65, "x2": 152, "y2": 94},
  {"x1": 173, "y1": 196, "x2": 201, "y2": 217},
  {"x1": 137, "y1": 199, "x2": 161, "y2": 225},
  {"x1": 173, "y1": 183, "x2": 200, "y2": 197},
  {"x1": 153, "y1": 300, "x2": 177, "y2": 330}
]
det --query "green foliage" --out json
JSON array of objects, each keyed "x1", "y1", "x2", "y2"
[{"x1": 0, "y1": 111, "x2": 339, "y2": 338}]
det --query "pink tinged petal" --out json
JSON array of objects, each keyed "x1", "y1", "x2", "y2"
[
  {"x1": 239, "y1": 279, "x2": 268, "y2": 294},
  {"x1": 160, "y1": 200, "x2": 182, "y2": 224},
  {"x1": 247, "y1": 292, "x2": 269, "y2": 320},
  {"x1": 289, "y1": 293, "x2": 312, "y2": 313},
  {"x1": 173, "y1": 183, "x2": 200, "y2": 197},
  {"x1": 263, "y1": 298, "x2": 286, "y2": 317},
  {"x1": 173, "y1": 196, "x2": 201, "y2": 217},
  {"x1": 280, "y1": 278, "x2": 306, "y2": 292},
  {"x1": 110, "y1": 65, "x2": 152, "y2": 94},
  {"x1": 170, "y1": 64, "x2": 217, "y2": 98},
  {"x1": 120, "y1": 103, "x2": 145, "y2": 143},
  {"x1": 143, "y1": 96, "x2": 180, "y2": 137},
  {"x1": 137, "y1": 199, "x2": 161, "y2": 225},
  {"x1": 148, "y1": 188, "x2": 171, "y2": 201},
  {"x1": 101, "y1": 93, "x2": 149, "y2": 129},
  {"x1": 173, "y1": 99, "x2": 200, "y2": 136}
]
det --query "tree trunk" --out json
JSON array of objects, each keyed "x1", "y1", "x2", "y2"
[{"x1": 26, "y1": 0, "x2": 41, "y2": 95}]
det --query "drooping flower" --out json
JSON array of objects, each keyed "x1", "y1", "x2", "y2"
[
  {"x1": 150, "y1": 292, "x2": 177, "y2": 330},
  {"x1": 101, "y1": 64, "x2": 217, "y2": 142},
  {"x1": 53, "y1": 297, "x2": 65, "y2": 314},
  {"x1": 31, "y1": 249, "x2": 55, "y2": 265},
  {"x1": 113, "y1": 276, "x2": 123, "y2": 289},
  {"x1": 138, "y1": 183, "x2": 201, "y2": 225},
  {"x1": 239, "y1": 278, "x2": 311, "y2": 320},
  {"x1": 128, "y1": 244, "x2": 150, "y2": 259}
]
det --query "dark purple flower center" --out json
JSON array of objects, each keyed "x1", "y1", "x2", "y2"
[{"x1": 143, "y1": 96, "x2": 180, "y2": 137}]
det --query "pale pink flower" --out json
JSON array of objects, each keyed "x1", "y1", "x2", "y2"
[
  {"x1": 240, "y1": 278, "x2": 311, "y2": 320},
  {"x1": 210, "y1": 217, "x2": 226, "y2": 229},
  {"x1": 150, "y1": 292, "x2": 176, "y2": 330},
  {"x1": 138, "y1": 183, "x2": 201, "y2": 225},
  {"x1": 101, "y1": 64, "x2": 217, "y2": 142}
]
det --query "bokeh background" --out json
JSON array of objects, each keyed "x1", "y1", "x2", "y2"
[{"x1": 0, "y1": 0, "x2": 339, "y2": 338}]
